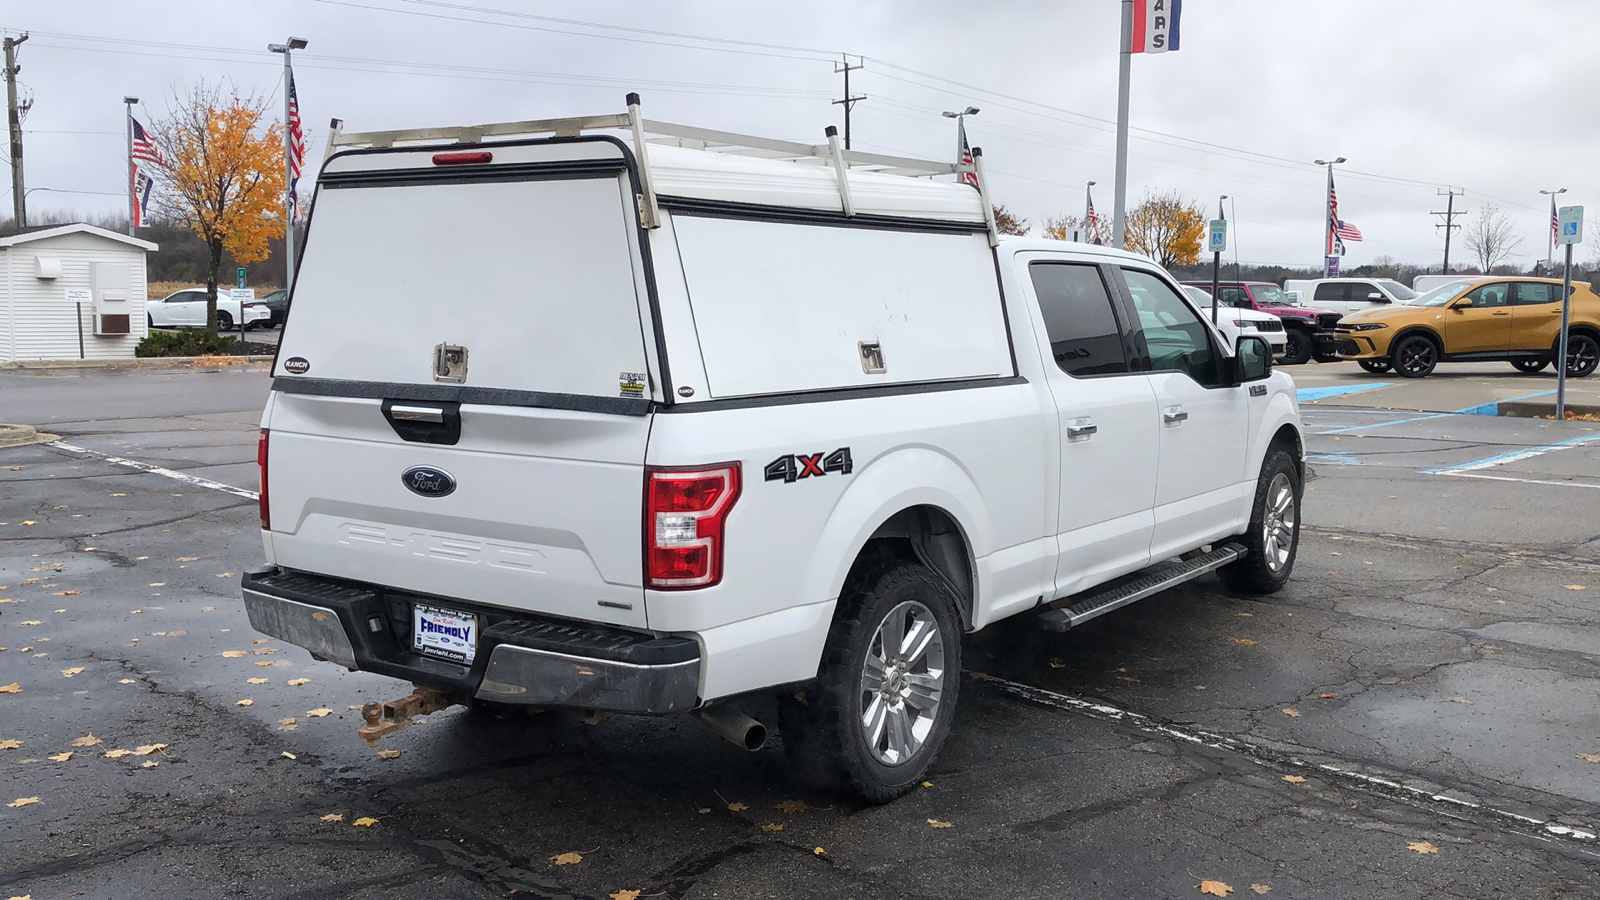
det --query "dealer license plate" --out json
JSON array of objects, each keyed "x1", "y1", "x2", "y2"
[{"x1": 412, "y1": 604, "x2": 478, "y2": 665}]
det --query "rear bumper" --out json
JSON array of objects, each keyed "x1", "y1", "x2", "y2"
[{"x1": 241, "y1": 567, "x2": 701, "y2": 715}]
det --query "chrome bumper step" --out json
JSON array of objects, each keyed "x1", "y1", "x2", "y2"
[{"x1": 1037, "y1": 543, "x2": 1246, "y2": 633}]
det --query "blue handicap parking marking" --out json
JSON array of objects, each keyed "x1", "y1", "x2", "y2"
[{"x1": 1295, "y1": 383, "x2": 1392, "y2": 403}]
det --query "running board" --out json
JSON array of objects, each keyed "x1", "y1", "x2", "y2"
[{"x1": 1037, "y1": 543, "x2": 1247, "y2": 633}]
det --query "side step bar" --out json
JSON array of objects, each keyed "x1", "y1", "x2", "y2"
[{"x1": 1037, "y1": 543, "x2": 1247, "y2": 633}]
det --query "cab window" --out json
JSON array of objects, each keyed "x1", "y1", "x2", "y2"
[
  {"x1": 1028, "y1": 263, "x2": 1130, "y2": 378},
  {"x1": 1217, "y1": 287, "x2": 1249, "y2": 308},
  {"x1": 1465, "y1": 283, "x2": 1509, "y2": 308},
  {"x1": 1120, "y1": 268, "x2": 1220, "y2": 386},
  {"x1": 1313, "y1": 283, "x2": 1347, "y2": 303}
]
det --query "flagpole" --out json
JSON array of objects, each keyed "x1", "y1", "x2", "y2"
[
  {"x1": 1085, "y1": 180, "x2": 1096, "y2": 244},
  {"x1": 270, "y1": 37, "x2": 308, "y2": 291},
  {"x1": 1112, "y1": 0, "x2": 1132, "y2": 249},
  {"x1": 124, "y1": 97, "x2": 137, "y2": 236},
  {"x1": 1314, "y1": 156, "x2": 1345, "y2": 277}
]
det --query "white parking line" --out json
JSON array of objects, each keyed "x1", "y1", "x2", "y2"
[
  {"x1": 48, "y1": 440, "x2": 259, "y2": 501},
  {"x1": 975, "y1": 673, "x2": 1598, "y2": 847}
]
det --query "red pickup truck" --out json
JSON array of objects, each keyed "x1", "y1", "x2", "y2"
[{"x1": 1182, "y1": 281, "x2": 1342, "y2": 365}]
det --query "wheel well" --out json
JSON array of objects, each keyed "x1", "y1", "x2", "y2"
[
  {"x1": 1390, "y1": 326, "x2": 1441, "y2": 352},
  {"x1": 1565, "y1": 325, "x2": 1599, "y2": 342},
  {"x1": 1269, "y1": 424, "x2": 1304, "y2": 481},
  {"x1": 849, "y1": 506, "x2": 974, "y2": 630}
]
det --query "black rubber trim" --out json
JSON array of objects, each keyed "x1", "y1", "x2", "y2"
[
  {"x1": 273, "y1": 376, "x2": 651, "y2": 416},
  {"x1": 654, "y1": 375, "x2": 1027, "y2": 413},
  {"x1": 319, "y1": 158, "x2": 627, "y2": 189},
  {"x1": 659, "y1": 195, "x2": 989, "y2": 234}
]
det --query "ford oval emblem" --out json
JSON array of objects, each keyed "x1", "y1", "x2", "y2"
[{"x1": 401, "y1": 466, "x2": 456, "y2": 498}]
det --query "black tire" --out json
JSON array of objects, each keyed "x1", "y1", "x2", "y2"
[
  {"x1": 1280, "y1": 329, "x2": 1313, "y2": 366},
  {"x1": 1218, "y1": 447, "x2": 1301, "y2": 594},
  {"x1": 1511, "y1": 358, "x2": 1549, "y2": 374},
  {"x1": 1390, "y1": 334, "x2": 1438, "y2": 378},
  {"x1": 1358, "y1": 360, "x2": 1391, "y2": 374},
  {"x1": 1564, "y1": 333, "x2": 1600, "y2": 378},
  {"x1": 778, "y1": 561, "x2": 962, "y2": 804},
  {"x1": 146, "y1": 314, "x2": 155, "y2": 329},
  {"x1": 261, "y1": 321, "x2": 278, "y2": 330},
  {"x1": 216, "y1": 311, "x2": 234, "y2": 331}
]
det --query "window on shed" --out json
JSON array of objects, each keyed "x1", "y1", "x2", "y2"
[{"x1": 1028, "y1": 263, "x2": 1129, "y2": 378}]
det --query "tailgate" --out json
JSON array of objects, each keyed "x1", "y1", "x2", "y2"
[{"x1": 265, "y1": 139, "x2": 659, "y2": 628}]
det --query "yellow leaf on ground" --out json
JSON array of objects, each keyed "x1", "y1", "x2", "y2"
[
  {"x1": 220, "y1": 650, "x2": 247, "y2": 658},
  {"x1": 1449, "y1": 697, "x2": 1473, "y2": 704},
  {"x1": 54, "y1": 591, "x2": 79, "y2": 596},
  {"x1": 119, "y1": 679, "x2": 136, "y2": 684},
  {"x1": 70, "y1": 734, "x2": 101, "y2": 747},
  {"x1": 201, "y1": 606, "x2": 215, "y2": 612},
  {"x1": 1251, "y1": 885, "x2": 1272, "y2": 895},
  {"x1": 287, "y1": 678, "x2": 310, "y2": 686},
  {"x1": 247, "y1": 677, "x2": 269, "y2": 685},
  {"x1": 20, "y1": 521, "x2": 35, "y2": 526},
  {"x1": 1319, "y1": 693, "x2": 1337, "y2": 699},
  {"x1": 927, "y1": 819, "x2": 953, "y2": 828},
  {"x1": 177, "y1": 556, "x2": 200, "y2": 562},
  {"x1": 761, "y1": 823, "x2": 785, "y2": 832},
  {"x1": 0, "y1": 683, "x2": 18, "y2": 693},
  {"x1": 609, "y1": 891, "x2": 641, "y2": 900},
  {"x1": 352, "y1": 817, "x2": 379, "y2": 827},
  {"x1": 320, "y1": 813, "x2": 344, "y2": 823},
  {"x1": 922, "y1": 781, "x2": 934, "y2": 788},
  {"x1": 1575, "y1": 753, "x2": 1600, "y2": 763},
  {"x1": 47, "y1": 752, "x2": 71, "y2": 762},
  {"x1": 132, "y1": 744, "x2": 166, "y2": 756},
  {"x1": 7, "y1": 797, "x2": 40, "y2": 808},
  {"x1": 281, "y1": 752, "x2": 297, "y2": 760},
  {"x1": 236, "y1": 699, "x2": 253, "y2": 707},
  {"x1": 1199, "y1": 880, "x2": 1234, "y2": 896},
  {"x1": 1563, "y1": 585, "x2": 1588, "y2": 591},
  {"x1": 1282, "y1": 708, "x2": 1301, "y2": 717},
  {"x1": 1407, "y1": 841, "x2": 1439, "y2": 854},
  {"x1": 774, "y1": 799, "x2": 808, "y2": 814},
  {"x1": 254, "y1": 661, "x2": 276, "y2": 667},
  {"x1": 1048, "y1": 658, "x2": 1066, "y2": 668},
  {"x1": 550, "y1": 852, "x2": 584, "y2": 865},
  {"x1": 1282, "y1": 775, "x2": 1306, "y2": 784},
  {"x1": 697, "y1": 808, "x2": 711, "y2": 814},
  {"x1": 140, "y1": 761, "x2": 158, "y2": 768},
  {"x1": 1233, "y1": 638, "x2": 1257, "y2": 646},
  {"x1": 252, "y1": 648, "x2": 278, "y2": 655},
  {"x1": 215, "y1": 573, "x2": 235, "y2": 578},
  {"x1": 307, "y1": 708, "x2": 333, "y2": 718},
  {"x1": 813, "y1": 847, "x2": 826, "y2": 856},
  {"x1": 18, "y1": 621, "x2": 40, "y2": 627},
  {"x1": 377, "y1": 749, "x2": 401, "y2": 759},
  {"x1": 60, "y1": 667, "x2": 84, "y2": 678},
  {"x1": 279, "y1": 718, "x2": 297, "y2": 726},
  {"x1": 0, "y1": 740, "x2": 20, "y2": 750},
  {"x1": 104, "y1": 749, "x2": 132, "y2": 758},
  {"x1": 726, "y1": 802, "x2": 748, "y2": 812}
]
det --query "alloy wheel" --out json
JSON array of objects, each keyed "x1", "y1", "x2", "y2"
[
  {"x1": 1262, "y1": 472, "x2": 1296, "y2": 574},
  {"x1": 859, "y1": 599, "x2": 945, "y2": 766}
]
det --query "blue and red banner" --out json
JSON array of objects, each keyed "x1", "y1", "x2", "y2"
[{"x1": 1131, "y1": 0, "x2": 1182, "y2": 54}]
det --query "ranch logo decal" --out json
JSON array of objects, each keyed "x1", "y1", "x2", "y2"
[
  {"x1": 400, "y1": 465, "x2": 457, "y2": 498},
  {"x1": 764, "y1": 447, "x2": 853, "y2": 484},
  {"x1": 619, "y1": 371, "x2": 647, "y2": 398},
  {"x1": 282, "y1": 356, "x2": 311, "y2": 374}
]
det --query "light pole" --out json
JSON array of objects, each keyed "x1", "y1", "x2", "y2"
[
  {"x1": 1541, "y1": 188, "x2": 1567, "y2": 275},
  {"x1": 941, "y1": 107, "x2": 979, "y2": 185},
  {"x1": 1314, "y1": 157, "x2": 1346, "y2": 277},
  {"x1": 124, "y1": 96, "x2": 138, "y2": 235},
  {"x1": 269, "y1": 36, "x2": 308, "y2": 290}
]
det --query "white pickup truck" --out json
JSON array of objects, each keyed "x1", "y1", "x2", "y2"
[{"x1": 243, "y1": 98, "x2": 1304, "y2": 802}]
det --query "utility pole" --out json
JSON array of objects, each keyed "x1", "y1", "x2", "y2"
[
  {"x1": 269, "y1": 36, "x2": 308, "y2": 289},
  {"x1": 4, "y1": 33, "x2": 29, "y2": 228},
  {"x1": 832, "y1": 55, "x2": 864, "y2": 150},
  {"x1": 1431, "y1": 187, "x2": 1464, "y2": 275},
  {"x1": 1112, "y1": 0, "x2": 1133, "y2": 248}
]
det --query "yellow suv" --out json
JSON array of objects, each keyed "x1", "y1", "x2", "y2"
[{"x1": 1334, "y1": 277, "x2": 1600, "y2": 378}]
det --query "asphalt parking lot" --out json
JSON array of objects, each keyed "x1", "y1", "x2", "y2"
[{"x1": 2, "y1": 362, "x2": 1600, "y2": 899}]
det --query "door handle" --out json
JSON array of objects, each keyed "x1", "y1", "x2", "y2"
[
  {"x1": 1066, "y1": 419, "x2": 1097, "y2": 443},
  {"x1": 388, "y1": 404, "x2": 447, "y2": 423},
  {"x1": 1492, "y1": 311, "x2": 1510, "y2": 316},
  {"x1": 1163, "y1": 406, "x2": 1188, "y2": 425}
]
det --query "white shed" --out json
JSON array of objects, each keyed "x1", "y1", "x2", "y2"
[{"x1": 0, "y1": 224, "x2": 158, "y2": 363}]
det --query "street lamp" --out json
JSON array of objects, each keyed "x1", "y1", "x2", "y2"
[
  {"x1": 1314, "y1": 157, "x2": 1347, "y2": 276},
  {"x1": 269, "y1": 37, "x2": 308, "y2": 289},
  {"x1": 1541, "y1": 187, "x2": 1567, "y2": 273}
]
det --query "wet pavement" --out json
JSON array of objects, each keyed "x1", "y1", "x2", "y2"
[{"x1": 2, "y1": 365, "x2": 1599, "y2": 898}]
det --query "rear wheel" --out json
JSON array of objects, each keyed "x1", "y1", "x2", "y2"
[
  {"x1": 1219, "y1": 447, "x2": 1301, "y2": 594},
  {"x1": 778, "y1": 561, "x2": 961, "y2": 804},
  {"x1": 216, "y1": 311, "x2": 234, "y2": 331},
  {"x1": 1358, "y1": 360, "x2": 1391, "y2": 374},
  {"x1": 1281, "y1": 329, "x2": 1313, "y2": 366},
  {"x1": 1390, "y1": 334, "x2": 1438, "y2": 378},
  {"x1": 1565, "y1": 334, "x2": 1600, "y2": 378},
  {"x1": 1511, "y1": 358, "x2": 1549, "y2": 374}
]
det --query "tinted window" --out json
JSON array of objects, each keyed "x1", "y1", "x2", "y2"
[
  {"x1": 1466, "y1": 283, "x2": 1509, "y2": 308},
  {"x1": 1514, "y1": 283, "x2": 1556, "y2": 305},
  {"x1": 174, "y1": 291, "x2": 205, "y2": 304},
  {"x1": 1121, "y1": 268, "x2": 1219, "y2": 385},
  {"x1": 1313, "y1": 283, "x2": 1346, "y2": 303},
  {"x1": 1217, "y1": 287, "x2": 1249, "y2": 308},
  {"x1": 1029, "y1": 263, "x2": 1129, "y2": 377}
]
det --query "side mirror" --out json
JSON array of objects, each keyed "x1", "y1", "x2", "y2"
[
  {"x1": 1452, "y1": 297, "x2": 1474, "y2": 309},
  {"x1": 1368, "y1": 292, "x2": 1385, "y2": 300},
  {"x1": 1235, "y1": 335, "x2": 1272, "y2": 383}
]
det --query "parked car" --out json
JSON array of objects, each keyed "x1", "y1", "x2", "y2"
[
  {"x1": 1182, "y1": 281, "x2": 1342, "y2": 365},
  {"x1": 147, "y1": 289, "x2": 272, "y2": 331},
  {"x1": 1413, "y1": 274, "x2": 1470, "y2": 294},
  {"x1": 1183, "y1": 285, "x2": 1288, "y2": 360},
  {"x1": 1283, "y1": 278, "x2": 1418, "y2": 316},
  {"x1": 257, "y1": 289, "x2": 289, "y2": 328},
  {"x1": 242, "y1": 107, "x2": 1304, "y2": 802},
  {"x1": 1334, "y1": 277, "x2": 1600, "y2": 377}
]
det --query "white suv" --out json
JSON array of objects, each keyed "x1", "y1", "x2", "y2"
[
  {"x1": 1283, "y1": 278, "x2": 1418, "y2": 316},
  {"x1": 242, "y1": 99, "x2": 1304, "y2": 802}
]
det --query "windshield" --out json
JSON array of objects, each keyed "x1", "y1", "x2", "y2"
[
  {"x1": 1252, "y1": 284, "x2": 1291, "y2": 306},
  {"x1": 1378, "y1": 279, "x2": 1418, "y2": 301},
  {"x1": 1414, "y1": 281, "x2": 1474, "y2": 307}
]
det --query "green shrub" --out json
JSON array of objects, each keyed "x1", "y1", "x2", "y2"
[{"x1": 135, "y1": 328, "x2": 239, "y2": 358}]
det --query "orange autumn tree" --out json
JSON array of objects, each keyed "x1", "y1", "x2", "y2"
[
  {"x1": 150, "y1": 83, "x2": 285, "y2": 331},
  {"x1": 1124, "y1": 190, "x2": 1206, "y2": 268}
]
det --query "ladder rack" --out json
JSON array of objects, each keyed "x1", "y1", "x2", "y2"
[{"x1": 324, "y1": 93, "x2": 997, "y2": 242}]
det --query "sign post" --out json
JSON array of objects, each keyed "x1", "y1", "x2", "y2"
[
  {"x1": 236, "y1": 267, "x2": 247, "y2": 290},
  {"x1": 229, "y1": 287, "x2": 254, "y2": 338},
  {"x1": 65, "y1": 288, "x2": 92, "y2": 359},
  {"x1": 1555, "y1": 205, "x2": 1583, "y2": 420},
  {"x1": 1208, "y1": 219, "x2": 1227, "y2": 326}
]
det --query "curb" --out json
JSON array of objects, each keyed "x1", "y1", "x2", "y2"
[
  {"x1": 0, "y1": 424, "x2": 62, "y2": 449},
  {"x1": 0, "y1": 356, "x2": 274, "y2": 371}
]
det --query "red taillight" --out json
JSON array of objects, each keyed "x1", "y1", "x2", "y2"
[
  {"x1": 257, "y1": 429, "x2": 270, "y2": 531},
  {"x1": 645, "y1": 463, "x2": 740, "y2": 590},
  {"x1": 432, "y1": 151, "x2": 493, "y2": 165}
]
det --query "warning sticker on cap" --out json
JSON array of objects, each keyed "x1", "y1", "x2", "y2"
[{"x1": 619, "y1": 372, "x2": 647, "y2": 398}]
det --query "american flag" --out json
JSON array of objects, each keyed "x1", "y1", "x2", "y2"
[
  {"x1": 131, "y1": 117, "x2": 163, "y2": 166},
  {"x1": 1329, "y1": 180, "x2": 1362, "y2": 245},
  {"x1": 1551, "y1": 197, "x2": 1560, "y2": 242},
  {"x1": 957, "y1": 120, "x2": 978, "y2": 188},
  {"x1": 288, "y1": 72, "x2": 306, "y2": 217},
  {"x1": 1086, "y1": 192, "x2": 1099, "y2": 243}
]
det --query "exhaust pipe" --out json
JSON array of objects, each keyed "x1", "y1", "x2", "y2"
[{"x1": 693, "y1": 705, "x2": 767, "y2": 752}]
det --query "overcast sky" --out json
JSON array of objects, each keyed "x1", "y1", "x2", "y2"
[{"x1": 6, "y1": 0, "x2": 1598, "y2": 270}]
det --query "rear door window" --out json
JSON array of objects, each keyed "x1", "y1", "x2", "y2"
[
  {"x1": 1313, "y1": 283, "x2": 1347, "y2": 303},
  {"x1": 1217, "y1": 287, "x2": 1249, "y2": 308},
  {"x1": 1028, "y1": 263, "x2": 1129, "y2": 377},
  {"x1": 1513, "y1": 283, "x2": 1556, "y2": 305}
]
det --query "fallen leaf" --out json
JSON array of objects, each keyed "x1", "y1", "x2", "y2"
[
  {"x1": 697, "y1": 808, "x2": 711, "y2": 814},
  {"x1": 1564, "y1": 585, "x2": 1588, "y2": 591},
  {"x1": 927, "y1": 818, "x2": 953, "y2": 828},
  {"x1": 1251, "y1": 886, "x2": 1272, "y2": 895},
  {"x1": 287, "y1": 678, "x2": 310, "y2": 686},
  {"x1": 132, "y1": 744, "x2": 166, "y2": 756},
  {"x1": 177, "y1": 556, "x2": 200, "y2": 562},
  {"x1": 0, "y1": 739, "x2": 20, "y2": 750},
  {"x1": 70, "y1": 734, "x2": 101, "y2": 747},
  {"x1": 550, "y1": 852, "x2": 584, "y2": 865},
  {"x1": 1282, "y1": 774, "x2": 1307, "y2": 783},
  {"x1": 119, "y1": 679, "x2": 135, "y2": 684},
  {"x1": 1329, "y1": 551, "x2": 1341, "y2": 556},
  {"x1": 215, "y1": 572, "x2": 235, "y2": 578},
  {"x1": 1282, "y1": 708, "x2": 1301, "y2": 717},
  {"x1": 60, "y1": 667, "x2": 84, "y2": 678},
  {"x1": 1199, "y1": 880, "x2": 1234, "y2": 897},
  {"x1": 761, "y1": 823, "x2": 785, "y2": 832},
  {"x1": 7, "y1": 797, "x2": 39, "y2": 808},
  {"x1": 0, "y1": 684, "x2": 18, "y2": 694},
  {"x1": 1233, "y1": 638, "x2": 1257, "y2": 646},
  {"x1": 377, "y1": 749, "x2": 401, "y2": 759},
  {"x1": 140, "y1": 760, "x2": 158, "y2": 768},
  {"x1": 813, "y1": 847, "x2": 826, "y2": 856},
  {"x1": 1575, "y1": 753, "x2": 1600, "y2": 763},
  {"x1": 53, "y1": 591, "x2": 79, "y2": 596},
  {"x1": 247, "y1": 677, "x2": 269, "y2": 685},
  {"x1": 251, "y1": 648, "x2": 278, "y2": 656},
  {"x1": 1407, "y1": 841, "x2": 1439, "y2": 854},
  {"x1": 727, "y1": 801, "x2": 748, "y2": 812},
  {"x1": 220, "y1": 650, "x2": 247, "y2": 658},
  {"x1": 307, "y1": 708, "x2": 333, "y2": 718},
  {"x1": 1048, "y1": 658, "x2": 1066, "y2": 668},
  {"x1": 20, "y1": 521, "x2": 35, "y2": 526},
  {"x1": 18, "y1": 621, "x2": 40, "y2": 627},
  {"x1": 279, "y1": 717, "x2": 297, "y2": 726},
  {"x1": 1449, "y1": 697, "x2": 1473, "y2": 705},
  {"x1": 252, "y1": 638, "x2": 271, "y2": 645},
  {"x1": 609, "y1": 891, "x2": 641, "y2": 900},
  {"x1": 130, "y1": 609, "x2": 142, "y2": 614},
  {"x1": 774, "y1": 799, "x2": 808, "y2": 814},
  {"x1": 352, "y1": 817, "x2": 379, "y2": 828},
  {"x1": 1235, "y1": 612, "x2": 1254, "y2": 617},
  {"x1": 236, "y1": 699, "x2": 254, "y2": 707},
  {"x1": 147, "y1": 583, "x2": 165, "y2": 587},
  {"x1": 254, "y1": 661, "x2": 277, "y2": 667},
  {"x1": 320, "y1": 813, "x2": 344, "y2": 823},
  {"x1": 282, "y1": 752, "x2": 297, "y2": 760},
  {"x1": 1319, "y1": 692, "x2": 1338, "y2": 699},
  {"x1": 104, "y1": 749, "x2": 132, "y2": 758},
  {"x1": 201, "y1": 606, "x2": 215, "y2": 612}
]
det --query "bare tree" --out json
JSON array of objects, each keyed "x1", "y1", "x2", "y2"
[
  {"x1": 1463, "y1": 204, "x2": 1523, "y2": 275},
  {"x1": 992, "y1": 204, "x2": 1029, "y2": 236}
]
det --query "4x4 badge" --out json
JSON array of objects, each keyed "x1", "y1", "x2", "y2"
[{"x1": 764, "y1": 447, "x2": 852, "y2": 484}]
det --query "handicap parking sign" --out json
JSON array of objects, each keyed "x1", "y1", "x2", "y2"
[{"x1": 1557, "y1": 206, "x2": 1583, "y2": 245}]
